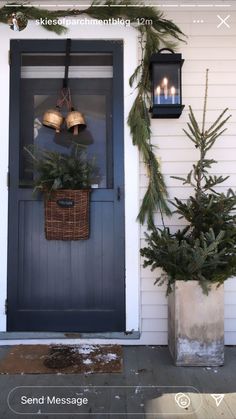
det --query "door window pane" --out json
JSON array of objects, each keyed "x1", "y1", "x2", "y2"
[
  {"x1": 32, "y1": 93, "x2": 107, "y2": 188},
  {"x1": 20, "y1": 53, "x2": 113, "y2": 189}
]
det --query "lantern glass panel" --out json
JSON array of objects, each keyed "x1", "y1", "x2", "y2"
[{"x1": 153, "y1": 63, "x2": 181, "y2": 106}]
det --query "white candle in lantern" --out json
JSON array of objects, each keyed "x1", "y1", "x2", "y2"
[
  {"x1": 171, "y1": 86, "x2": 176, "y2": 104},
  {"x1": 163, "y1": 77, "x2": 168, "y2": 99},
  {"x1": 156, "y1": 85, "x2": 161, "y2": 104}
]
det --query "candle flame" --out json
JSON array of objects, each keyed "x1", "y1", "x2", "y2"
[
  {"x1": 171, "y1": 86, "x2": 176, "y2": 95},
  {"x1": 156, "y1": 86, "x2": 161, "y2": 94},
  {"x1": 163, "y1": 77, "x2": 168, "y2": 86}
]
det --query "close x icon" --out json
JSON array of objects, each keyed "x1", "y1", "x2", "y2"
[{"x1": 217, "y1": 14, "x2": 231, "y2": 28}]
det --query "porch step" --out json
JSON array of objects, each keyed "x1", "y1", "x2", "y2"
[{"x1": 0, "y1": 331, "x2": 140, "y2": 340}]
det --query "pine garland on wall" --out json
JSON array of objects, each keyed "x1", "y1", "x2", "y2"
[{"x1": 0, "y1": 1, "x2": 186, "y2": 226}]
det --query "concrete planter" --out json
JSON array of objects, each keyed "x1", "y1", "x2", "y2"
[{"x1": 168, "y1": 281, "x2": 224, "y2": 366}]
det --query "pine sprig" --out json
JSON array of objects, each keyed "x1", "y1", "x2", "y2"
[{"x1": 24, "y1": 144, "x2": 100, "y2": 192}]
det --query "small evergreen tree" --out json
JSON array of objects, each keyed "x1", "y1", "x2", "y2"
[{"x1": 141, "y1": 70, "x2": 236, "y2": 294}]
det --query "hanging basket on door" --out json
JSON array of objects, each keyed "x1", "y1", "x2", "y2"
[
  {"x1": 45, "y1": 189, "x2": 90, "y2": 240},
  {"x1": 24, "y1": 144, "x2": 99, "y2": 241}
]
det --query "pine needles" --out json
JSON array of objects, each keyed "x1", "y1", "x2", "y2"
[
  {"x1": 24, "y1": 144, "x2": 99, "y2": 193},
  {"x1": 141, "y1": 70, "x2": 236, "y2": 294}
]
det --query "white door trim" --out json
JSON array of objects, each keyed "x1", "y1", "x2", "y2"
[{"x1": 0, "y1": 19, "x2": 140, "y2": 336}]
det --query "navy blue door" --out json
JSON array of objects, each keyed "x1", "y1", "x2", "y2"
[{"x1": 7, "y1": 40, "x2": 125, "y2": 332}]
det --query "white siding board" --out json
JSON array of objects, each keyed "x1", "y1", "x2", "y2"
[
  {"x1": 141, "y1": 265, "x2": 160, "y2": 279},
  {"x1": 156, "y1": 112, "x2": 236, "y2": 125},
  {"x1": 140, "y1": 186, "x2": 195, "y2": 200},
  {"x1": 183, "y1": 86, "x2": 236, "y2": 98},
  {"x1": 183, "y1": 73, "x2": 236, "y2": 85},
  {"x1": 150, "y1": 115, "x2": 236, "y2": 125},
  {"x1": 225, "y1": 333, "x2": 236, "y2": 345},
  {"x1": 165, "y1": 174, "x2": 236, "y2": 189},
  {"x1": 225, "y1": 305, "x2": 236, "y2": 318},
  {"x1": 224, "y1": 278, "x2": 236, "y2": 291},
  {"x1": 138, "y1": 332, "x2": 168, "y2": 345},
  {"x1": 180, "y1": 48, "x2": 236, "y2": 61},
  {"x1": 141, "y1": 278, "x2": 165, "y2": 292},
  {"x1": 225, "y1": 319, "x2": 236, "y2": 332},
  {"x1": 141, "y1": 186, "x2": 234, "y2": 199},
  {"x1": 141, "y1": 173, "x2": 236, "y2": 188},
  {"x1": 142, "y1": 319, "x2": 168, "y2": 332},
  {"x1": 150, "y1": 121, "x2": 236, "y2": 136},
  {"x1": 149, "y1": 136, "x2": 236, "y2": 150},
  {"x1": 179, "y1": 97, "x2": 236, "y2": 110},
  {"x1": 140, "y1": 10, "x2": 236, "y2": 345},
  {"x1": 142, "y1": 305, "x2": 168, "y2": 319},
  {"x1": 141, "y1": 148, "x2": 236, "y2": 163},
  {"x1": 142, "y1": 291, "x2": 167, "y2": 306},
  {"x1": 183, "y1": 61, "x2": 236, "y2": 74},
  {"x1": 225, "y1": 292, "x2": 236, "y2": 305},
  {"x1": 141, "y1": 161, "x2": 236, "y2": 175}
]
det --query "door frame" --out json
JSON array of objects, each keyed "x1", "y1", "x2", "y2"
[
  {"x1": 0, "y1": 24, "x2": 139, "y2": 337},
  {"x1": 8, "y1": 39, "x2": 125, "y2": 332}
]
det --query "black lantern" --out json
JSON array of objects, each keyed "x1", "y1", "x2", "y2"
[{"x1": 150, "y1": 48, "x2": 184, "y2": 118}]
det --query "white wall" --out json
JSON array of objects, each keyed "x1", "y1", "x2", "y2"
[{"x1": 140, "y1": 9, "x2": 236, "y2": 345}]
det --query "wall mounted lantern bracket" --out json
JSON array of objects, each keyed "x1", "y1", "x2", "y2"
[{"x1": 149, "y1": 48, "x2": 184, "y2": 119}]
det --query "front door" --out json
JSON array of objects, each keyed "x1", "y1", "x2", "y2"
[{"x1": 7, "y1": 40, "x2": 125, "y2": 332}]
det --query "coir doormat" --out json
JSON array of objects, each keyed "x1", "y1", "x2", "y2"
[{"x1": 0, "y1": 344, "x2": 122, "y2": 374}]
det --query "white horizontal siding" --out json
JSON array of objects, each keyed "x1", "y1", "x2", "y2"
[
  {"x1": 141, "y1": 173, "x2": 236, "y2": 187},
  {"x1": 142, "y1": 305, "x2": 168, "y2": 319},
  {"x1": 140, "y1": 10, "x2": 236, "y2": 345},
  {"x1": 142, "y1": 148, "x2": 236, "y2": 162},
  {"x1": 142, "y1": 318, "x2": 168, "y2": 332},
  {"x1": 224, "y1": 333, "x2": 236, "y2": 345},
  {"x1": 147, "y1": 135, "x2": 236, "y2": 150},
  {"x1": 149, "y1": 121, "x2": 236, "y2": 136},
  {"x1": 182, "y1": 73, "x2": 236, "y2": 85},
  {"x1": 141, "y1": 161, "x2": 236, "y2": 175},
  {"x1": 136, "y1": 332, "x2": 168, "y2": 345},
  {"x1": 184, "y1": 61, "x2": 236, "y2": 74}
]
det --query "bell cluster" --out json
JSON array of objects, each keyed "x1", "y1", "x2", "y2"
[{"x1": 43, "y1": 107, "x2": 86, "y2": 136}]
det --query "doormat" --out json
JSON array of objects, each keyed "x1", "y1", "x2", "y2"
[{"x1": 0, "y1": 344, "x2": 122, "y2": 374}]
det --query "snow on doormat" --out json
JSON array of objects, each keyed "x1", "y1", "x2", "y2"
[{"x1": 0, "y1": 344, "x2": 122, "y2": 374}]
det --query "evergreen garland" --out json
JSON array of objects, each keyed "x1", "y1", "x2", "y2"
[{"x1": 0, "y1": 1, "x2": 186, "y2": 225}]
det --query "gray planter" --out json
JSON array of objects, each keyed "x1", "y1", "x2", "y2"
[{"x1": 168, "y1": 280, "x2": 224, "y2": 366}]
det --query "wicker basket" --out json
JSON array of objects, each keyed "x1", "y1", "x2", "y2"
[{"x1": 44, "y1": 189, "x2": 90, "y2": 240}]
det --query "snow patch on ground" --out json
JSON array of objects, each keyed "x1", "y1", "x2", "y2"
[
  {"x1": 83, "y1": 358, "x2": 93, "y2": 365},
  {"x1": 96, "y1": 353, "x2": 118, "y2": 363},
  {"x1": 73, "y1": 345, "x2": 97, "y2": 355}
]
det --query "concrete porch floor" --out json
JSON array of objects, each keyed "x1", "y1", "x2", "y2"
[{"x1": 0, "y1": 345, "x2": 235, "y2": 419}]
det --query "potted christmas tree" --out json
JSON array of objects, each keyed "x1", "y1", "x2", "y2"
[{"x1": 141, "y1": 70, "x2": 236, "y2": 366}]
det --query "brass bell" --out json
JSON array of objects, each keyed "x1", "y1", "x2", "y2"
[
  {"x1": 43, "y1": 108, "x2": 64, "y2": 133},
  {"x1": 66, "y1": 110, "x2": 86, "y2": 136}
]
